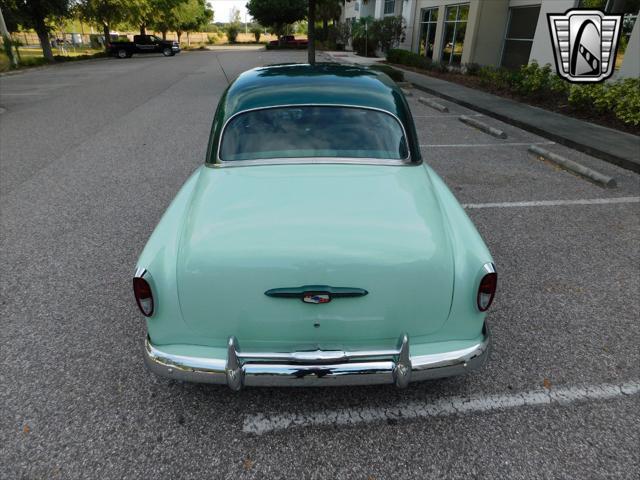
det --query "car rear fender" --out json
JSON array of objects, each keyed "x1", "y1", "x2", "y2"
[
  {"x1": 426, "y1": 165, "x2": 494, "y2": 341},
  {"x1": 136, "y1": 166, "x2": 203, "y2": 343}
]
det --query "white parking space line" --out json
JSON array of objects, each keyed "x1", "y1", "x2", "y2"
[
  {"x1": 421, "y1": 141, "x2": 556, "y2": 148},
  {"x1": 463, "y1": 197, "x2": 640, "y2": 209},
  {"x1": 243, "y1": 381, "x2": 640, "y2": 435},
  {"x1": 0, "y1": 92, "x2": 48, "y2": 96}
]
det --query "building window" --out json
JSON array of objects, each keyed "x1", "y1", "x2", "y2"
[
  {"x1": 419, "y1": 8, "x2": 439, "y2": 60},
  {"x1": 384, "y1": 0, "x2": 395, "y2": 15},
  {"x1": 501, "y1": 5, "x2": 541, "y2": 69},
  {"x1": 441, "y1": 4, "x2": 469, "y2": 65}
]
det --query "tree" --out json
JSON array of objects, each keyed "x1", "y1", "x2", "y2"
[
  {"x1": 250, "y1": 24, "x2": 262, "y2": 42},
  {"x1": 4, "y1": 0, "x2": 70, "y2": 62},
  {"x1": 307, "y1": 0, "x2": 314, "y2": 63},
  {"x1": 225, "y1": 4, "x2": 241, "y2": 43},
  {"x1": 78, "y1": 0, "x2": 128, "y2": 49},
  {"x1": 171, "y1": 0, "x2": 212, "y2": 44},
  {"x1": 369, "y1": 15, "x2": 404, "y2": 52},
  {"x1": 229, "y1": 5, "x2": 240, "y2": 23},
  {"x1": 128, "y1": 0, "x2": 185, "y2": 36},
  {"x1": 0, "y1": 2, "x2": 20, "y2": 67},
  {"x1": 317, "y1": 0, "x2": 340, "y2": 41},
  {"x1": 246, "y1": 0, "x2": 306, "y2": 44}
]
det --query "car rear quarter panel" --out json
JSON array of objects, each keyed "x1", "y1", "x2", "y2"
[
  {"x1": 136, "y1": 167, "x2": 202, "y2": 344},
  {"x1": 424, "y1": 165, "x2": 494, "y2": 343}
]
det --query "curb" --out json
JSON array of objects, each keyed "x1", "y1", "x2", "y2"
[
  {"x1": 418, "y1": 96, "x2": 449, "y2": 113},
  {"x1": 528, "y1": 145, "x2": 617, "y2": 188},
  {"x1": 459, "y1": 115, "x2": 507, "y2": 139},
  {"x1": 404, "y1": 75, "x2": 640, "y2": 174},
  {"x1": 401, "y1": 88, "x2": 413, "y2": 97},
  {"x1": 0, "y1": 55, "x2": 112, "y2": 77}
]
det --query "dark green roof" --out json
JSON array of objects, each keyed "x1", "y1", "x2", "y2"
[
  {"x1": 205, "y1": 63, "x2": 421, "y2": 163},
  {"x1": 223, "y1": 63, "x2": 405, "y2": 119}
]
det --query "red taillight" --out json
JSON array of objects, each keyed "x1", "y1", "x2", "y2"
[
  {"x1": 477, "y1": 272, "x2": 497, "y2": 311},
  {"x1": 133, "y1": 277, "x2": 154, "y2": 316}
]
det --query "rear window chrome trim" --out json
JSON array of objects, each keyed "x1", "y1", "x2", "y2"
[
  {"x1": 207, "y1": 157, "x2": 414, "y2": 168},
  {"x1": 213, "y1": 104, "x2": 413, "y2": 167}
]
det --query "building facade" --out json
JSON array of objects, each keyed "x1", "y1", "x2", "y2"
[{"x1": 341, "y1": 0, "x2": 639, "y2": 79}]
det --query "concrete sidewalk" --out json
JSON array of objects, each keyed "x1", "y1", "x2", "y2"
[{"x1": 323, "y1": 51, "x2": 639, "y2": 173}]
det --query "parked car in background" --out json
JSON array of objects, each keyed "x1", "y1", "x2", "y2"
[
  {"x1": 134, "y1": 64, "x2": 497, "y2": 390},
  {"x1": 108, "y1": 35, "x2": 180, "y2": 58},
  {"x1": 268, "y1": 35, "x2": 308, "y2": 48}
]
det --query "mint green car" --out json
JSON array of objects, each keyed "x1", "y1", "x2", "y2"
[{"x1": 133, "y1": 64, "x2": 496, "y2": 390}]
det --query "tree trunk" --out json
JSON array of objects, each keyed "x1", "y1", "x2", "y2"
[
  {"x1": 102, "y1": 22, "x2": 110, "y2": 50},
  {"x1": 322, "y1": 19, "x2": 328, "y2": 41},
  {"x1": 177, "y1": 30, "x2": 182, "y2": 43},
  {"x1": 162, "y1": 30, "x2": 167, "y2": 40},
  {"x1": 140, "y1": 24, "x2": 146, "y2": 36},
  {"x1": 308, "y1": 0, "x2": 316, "y2": 64},
  {"x1": 187, "y1": 31, "x2": 190, "y2": 46},
  {"x1": 35, "y1": 20, "x2": 54, "y2": 63}
]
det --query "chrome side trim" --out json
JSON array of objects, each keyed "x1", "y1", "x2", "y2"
[
  {"x1": 143, "y1": 324, "x2": 491, "y2": 389},
  {"x1": 213, "y1": 104, "x2": 413, "y2": 166}
]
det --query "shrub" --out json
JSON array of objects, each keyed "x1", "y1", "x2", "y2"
[
  {"x1": 464, "y1": 63, "x2": 481, "y2": 76},
  {"x1": 614, "y1": 86, "x2": 640, "y2": 126},
  {"x1": 387, "y1": 48, "x2": 434, "y2": 70},
  {"x1": 368, "y1": 64, "x2": 405, "y2": 82},
  {"x1": 569, "y1": 78, "x2": 640, "y2": 125},
  {"x1": 225, "y1": 23, "x2": 240, "y2": 43},
  {"x1": 334, "y1": 22, "x2": 351, "y2": 49},
  {"x1": 369, "y1": 16, "x2": 405, "y2": 53},
  {"x1": 352, "y1": 36, "x2": 378, "y2": 57},
  {"x1": 351, "y1": 17, "x2": 377, "y2": 56},
  {"x1": 250, "y1": 25, "x2": 263, "y2": 43}
]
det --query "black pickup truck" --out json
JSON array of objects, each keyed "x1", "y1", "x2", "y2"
[{"x1": 108, "y1": 35, "x2": 180, "y2": 58}]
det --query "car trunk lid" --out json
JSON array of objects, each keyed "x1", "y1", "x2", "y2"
[{"x1": 177, "y1": 164, "x2": 454, "y2": 351}]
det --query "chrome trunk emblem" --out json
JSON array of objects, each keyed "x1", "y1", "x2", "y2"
[
  {"x1": 303, "y1": 294, "x2": 331, "y2": 304},
  {"x1": 265, "y1": 285, "x2": 368, "y2": 304}
]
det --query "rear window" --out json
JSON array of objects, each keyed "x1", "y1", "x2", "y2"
[{"x1": 218, "y1": 106, "x2": 409, "y2": 162}]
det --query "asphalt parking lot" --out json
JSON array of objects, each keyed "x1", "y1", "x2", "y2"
[{"x1": 1, "y1": 50, "x2": 638, "y2": 479}]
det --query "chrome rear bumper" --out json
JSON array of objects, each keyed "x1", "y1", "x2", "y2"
[{"x1": 144, "y1": 323, "x2": 490, "y2": 390}]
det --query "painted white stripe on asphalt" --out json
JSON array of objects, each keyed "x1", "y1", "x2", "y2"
[
  {"x1": 463, "y1": 197, "x2": 640, "y2": 209},
  {"x1": 0, "y1": 92, "x2": 48, "y2": 96},
  {"x1": 420, "y1": 141, "x2": 555, "y2": 148},
  {"x1": 243, "y1": 381, "x2": 640, "y2": 435}
]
